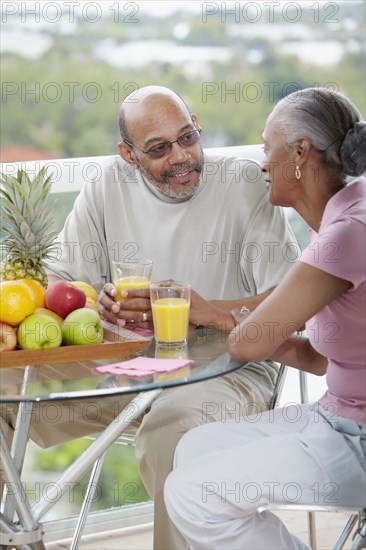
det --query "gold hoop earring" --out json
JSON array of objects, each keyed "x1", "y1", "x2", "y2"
[{"x1": 295, "y1": 165, "x2": 301, "y2": 180}]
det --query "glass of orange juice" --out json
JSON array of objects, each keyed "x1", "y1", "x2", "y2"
[
  {"x1": 112, "y1": 259, "x2": 153, "y2": 301},
  {"x1": 150, "y1": 282, "x2": 191, "y2": 346}
]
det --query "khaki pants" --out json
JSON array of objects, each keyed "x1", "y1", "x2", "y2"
[{"x1": 1, "y1": 362, "x2": 276, "y2": 550}]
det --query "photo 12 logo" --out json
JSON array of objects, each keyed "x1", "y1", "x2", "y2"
[
  {"x1": 201, "y1": 81, "x2": 340, "y2": 104},
  {"x1": 1, "y1": 81, "x2": 141, "y2": 105},
  {"x1": 1, "y1": 2, "x2": 140, "y2": 24},
  {"x1": 201, "y1": 2, "x2": 340, "y2": 24}
]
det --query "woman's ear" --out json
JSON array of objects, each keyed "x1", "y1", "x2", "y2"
[
  {"x1": 118, "y1": 142, "x2": 137, "y2": 168},
  {"x1": 295, "y1": 137, "x2": 311, "y2": 165}
]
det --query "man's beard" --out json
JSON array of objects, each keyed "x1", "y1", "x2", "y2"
[{"x1": 137, "y1": 157, "x2": 204, "y2": 199}]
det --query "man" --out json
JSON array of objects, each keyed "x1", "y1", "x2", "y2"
[{"x1": 45, "y1": 86, "x2": 296, "y2": 548}]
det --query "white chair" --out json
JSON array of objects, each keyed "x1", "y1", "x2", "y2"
[
  {"x1": 258, "y1": 503, "x2": 366, "y2": 550},
  {"x1": 268, "y1": 363, "x2": 366, "y2": 550}
]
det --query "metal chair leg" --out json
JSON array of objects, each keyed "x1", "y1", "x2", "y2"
[
  {"x1": 352, "y1": 510, "x2": 366, "y2": 550},
  {"x1": 308, "y1": 510, "x2": 317, "y2": 549},
  {"x1": 331, "y1": 512, "x2": 359, "y2": 550},
  {"x1": 70, "y1": 452, "x2": 107, "y2": 549}
]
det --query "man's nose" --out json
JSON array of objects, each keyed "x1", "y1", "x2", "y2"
[{"x1": 167, "y1": 142, "x2": 191, "y2": 164}]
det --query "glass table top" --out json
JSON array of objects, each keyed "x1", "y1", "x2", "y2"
[{"x1": 0, "y1": 327, "x2": 244, "y2": 402}]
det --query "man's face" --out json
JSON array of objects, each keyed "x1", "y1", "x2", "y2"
[{"x1": 122, "y1": 101, "x2": 204, "y2": 200}]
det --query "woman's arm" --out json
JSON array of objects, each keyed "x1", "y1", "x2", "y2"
[{"x1": 228, "y1": 261, "x2": 351, "y2": 373}]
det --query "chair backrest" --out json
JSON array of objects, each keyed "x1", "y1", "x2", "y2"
[{"x1": 0, "y1": 145, "x2": 265, "y2": 194}]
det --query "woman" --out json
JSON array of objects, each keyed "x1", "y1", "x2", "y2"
[{"x1": 164, "y1": 87, "x2": 366, "y2": 549}]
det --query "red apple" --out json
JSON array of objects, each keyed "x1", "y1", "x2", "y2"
[
  {"x1": 0, "y1": 321, "x2": 18, "y2": 352},
  {"x1": 45, "y1": 280, "x2": 86, "y2": 318}
]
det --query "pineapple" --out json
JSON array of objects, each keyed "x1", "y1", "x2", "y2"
[{"x1": 0, "y1": 167, "x2": 58, "y2": 288}]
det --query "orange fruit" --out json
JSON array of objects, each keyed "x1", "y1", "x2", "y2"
[
  {"x1": 0, "y1": 281, "x2": 37, "y2": 326},
  {"x1": 19, "y1": 279, "x2": 46, "y2": 308}
]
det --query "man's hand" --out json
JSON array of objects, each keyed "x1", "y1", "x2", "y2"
[
  {"x1": 98, "y1": 284, "x2": 152, "y2": 327},
  {"x1": 190, "y1": 289, "x2": 235, "y2": 332},
  {"x1": 230, "y1": 306, "x2": 251, "y2": 326}
]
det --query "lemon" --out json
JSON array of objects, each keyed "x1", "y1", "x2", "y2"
[
  {"x1": 0, "y1": 280, "x2": 37, "y2": 326},
  {"x1": 70, "y1": 281, "x2": 99, "y2": 302},
  {"x1": 85, "y1": 297, "x2": 99, "y2": 312}
]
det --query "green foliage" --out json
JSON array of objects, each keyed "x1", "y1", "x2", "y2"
[
  {"x1": 36, "y1": 438, "x2": 90, "y2": 471},
  {"x1": 33, "y1": 438, "x2": 150, "y2": 510},
  {"x1": 1, "y1": 4, "x2": 364, "y2": 158}
]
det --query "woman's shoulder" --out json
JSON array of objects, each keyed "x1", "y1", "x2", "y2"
[{"x1": 322, "y1": 177, "x2": 365, "y2": 228}]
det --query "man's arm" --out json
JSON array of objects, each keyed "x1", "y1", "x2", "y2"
[
  {"x1": 209, "y1": 289, "x2": 273, "y2": 313},
  {"x1": 189, "y1": 289, "x2": 273, "y2": 332}
]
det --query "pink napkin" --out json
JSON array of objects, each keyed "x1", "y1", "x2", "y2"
[
  {"x1": 124, "y1": 324, "x2": 155, "y2": 338},
  {"x1": 93, "y1": 356, "x2": 193, "y2": 377}
]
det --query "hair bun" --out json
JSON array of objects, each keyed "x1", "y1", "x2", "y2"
[{"x1": 340, "y1": 121, "x2": 366, "y2": 176}]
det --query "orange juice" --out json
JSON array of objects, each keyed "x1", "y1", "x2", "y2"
[
  {"x1": 114, "y1": 276, "x2": 150, "y2": 301},
  {"x1": 152, "y1": 298, "x2": 190, "y2": 343}
]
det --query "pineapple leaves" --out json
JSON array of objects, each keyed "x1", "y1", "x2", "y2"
[{"x1": 0, "y1": 167, "x2": 58, "y2": 264}]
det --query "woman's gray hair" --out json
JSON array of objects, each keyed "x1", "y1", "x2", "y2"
[{"x1": 273, "y1": 87, "x2": 366, "y2": 178}]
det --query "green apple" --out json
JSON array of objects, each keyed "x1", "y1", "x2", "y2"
[
  {"x1": 62, "y1": 308, "x2": 103, "y2": 346},
  {"x1": 17, "y1": 314, "x2": 62, "y2": 350}
]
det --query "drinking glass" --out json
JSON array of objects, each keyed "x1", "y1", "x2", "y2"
[
  {"x1": 112, "y1": 259, "x2": 153, "y2": 301},
  {"x1": 150, "y1": 282, "x2": 191, "y2": 345}
]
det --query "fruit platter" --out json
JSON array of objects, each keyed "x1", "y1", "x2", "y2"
[
  {"x1": 0, "y1": 169, "x2": 150, "y2": 368},
  {"x1": 0, "y1": 277, "x2": 150, "y2": 369}
]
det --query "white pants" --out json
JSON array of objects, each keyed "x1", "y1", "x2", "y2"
[
  {"x1": 165, "y1": 404, "x2": 366, "y2": 550},
  {"x1": 136, "y1": 363, "x2": 276, "y2": 549}
]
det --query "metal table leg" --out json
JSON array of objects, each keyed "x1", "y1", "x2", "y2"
[
  {"x1": 0, "y1": 366, "x2": 46, "y2": 548},
  {"x1": 1, "y1": 366, "x2": 38, "y2": 523},
  {"x1": 0, "y1": 431, "x2": 44, "y2": 548},
  {"x1": 31, "y1": 388, "x2": 162, "y2": 546},
  {"x1": 1, "y1": 387, "x2": 161, "y2": 548}
]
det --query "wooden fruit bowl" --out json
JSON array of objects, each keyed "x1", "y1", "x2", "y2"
[{"x1": 0, "y1": 322, "x2": 151, "y2": 369}]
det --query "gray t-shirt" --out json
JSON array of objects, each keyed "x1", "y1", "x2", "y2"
[{"x1": 47, "y1": 153, "x2": 297, "y2": 299}]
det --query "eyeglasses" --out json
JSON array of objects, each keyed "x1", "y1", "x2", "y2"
[{"x1": 124, "y1": 128, "x2": 202, "y2": 159}]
